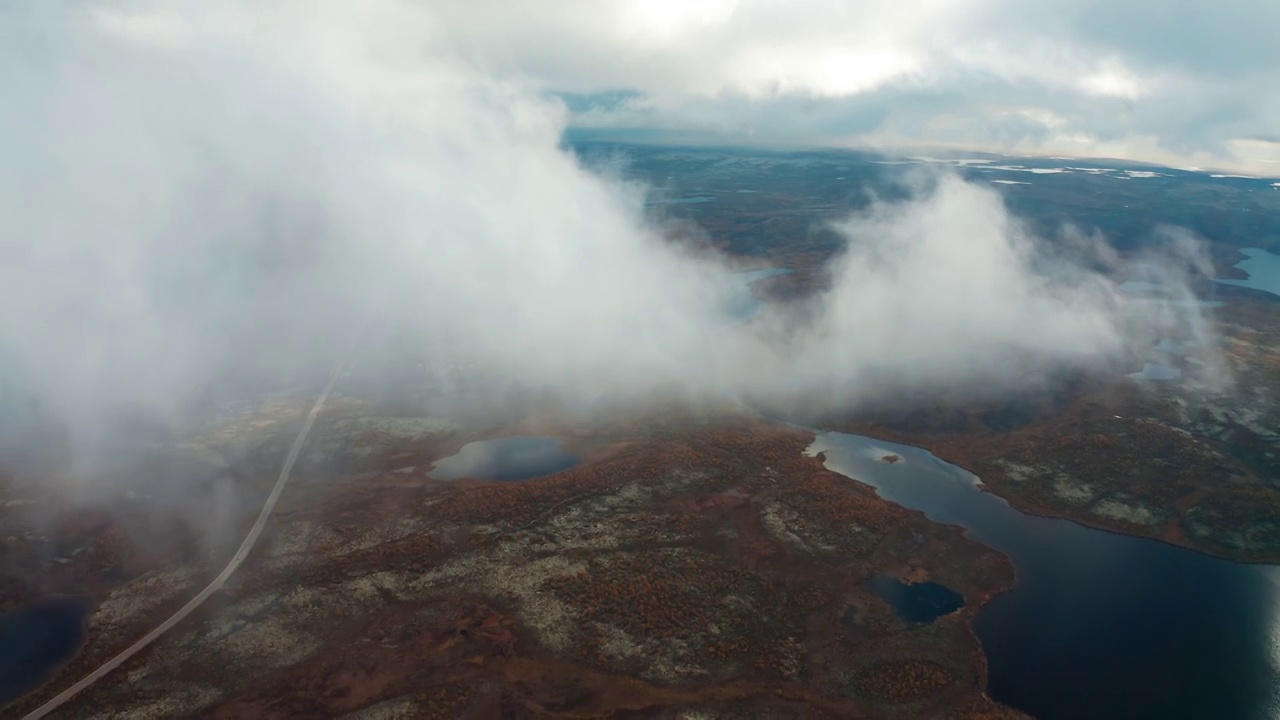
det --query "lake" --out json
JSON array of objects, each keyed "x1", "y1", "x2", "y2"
[
  {"x1": 429, "y1": 436, "x2": 581, "y2": 482},
  {"x1": 728, "y1": 267, "x2": 793, "y2": 320},
  {"x1": 1128, "y1": 362, "x2": 1180, "y2": 381},
  {"x1": 0, "y1": 596, "x2": 90, "y2": 705},
  {"x1": 1216, "y1": 248, "x2": 1280, "y2": 299},
  {"x1": 808, "y1": 432, "x2": 1280, "y2": 720}
]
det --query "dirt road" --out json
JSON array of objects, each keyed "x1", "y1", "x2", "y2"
[{"x1": 23, "y1": 365, "x2": 346, "y2": 719}]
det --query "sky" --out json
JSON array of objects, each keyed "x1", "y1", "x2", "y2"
[
  {"x1": 428, "y1": 0, "x2": 1280, "y2": 174},
  {"x1": 0, "y1": 1, "x2": 1218, "y2": 498}
]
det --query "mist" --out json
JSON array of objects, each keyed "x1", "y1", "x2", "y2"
[{"x1": 0, "y1": 2, "x2": 1215, "y2": 495}]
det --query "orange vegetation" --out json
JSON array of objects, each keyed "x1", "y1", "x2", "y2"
[{"x1": 6, "y1": 414, "x2": 1026, "y2": 719}]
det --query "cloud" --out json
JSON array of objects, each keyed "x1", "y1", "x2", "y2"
[
  {"x1": 0, "y1": 2, "x2": 1209, "y2": 496},
  {"x1": 419, "y1": 0, "x2": 1280, "y2": 173},
  {"x1": 784, "y1": 174, "x2": 1127, "y2": 402}
]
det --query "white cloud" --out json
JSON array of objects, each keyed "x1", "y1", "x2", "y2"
[
  {"x1": 390, "y1": 0, "x2": 1280, "y2": 172},
  {"x1": 0, "y1": 2, "x2": 1210, "y2": 495}
]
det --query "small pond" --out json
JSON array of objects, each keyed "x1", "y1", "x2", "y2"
[
  {"x1": 1128, "y1": 362, "x2": 1180, "y2": 381},
  {"x1": 429, "y1": 436, "x2": 581, "y2": 482},
  {"x1": 866, "y1": 575, "x2": 965, "y2": 623},
  {"x1": 0, "y1": 596, "x2": 90, "y2": 705}
]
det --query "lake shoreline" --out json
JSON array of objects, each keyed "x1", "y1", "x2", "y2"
[
  {"x1": 827, "y1": 419, "x2": 1280, "y2": 566},
  {"x1": 808, "y1": 427, "x2": 1280, "y2": 719}
]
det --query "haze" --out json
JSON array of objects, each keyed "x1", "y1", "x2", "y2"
[{"x1": 0, "y1": 1, "x2": 1217, "y2": 494}]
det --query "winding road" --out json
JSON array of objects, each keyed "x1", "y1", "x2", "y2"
[{"x1": 24, "y1": 364, "x2": 348, "y2": 719}]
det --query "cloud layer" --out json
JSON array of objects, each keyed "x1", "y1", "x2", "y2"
[
  {"x1": 0, "y1": 2, "x2": 1205, "y2": 488},
  {"x1": 422, "y1": 0, "x2": 1280, "y2": 173}
]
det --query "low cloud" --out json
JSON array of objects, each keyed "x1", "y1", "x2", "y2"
[
  {"x1": 0, "y1": 2, "x2": 1213, "y2": 496},
  {"x1": 779, "y1": 174, "x2": 1130, "y2": 407}
]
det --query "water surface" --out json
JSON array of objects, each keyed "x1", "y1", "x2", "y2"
[
  {"x1": 866, "y1": 575, "x2": 965, "y2": 623},
  {"x1": 1216, "y1": 248, "x2": 1280, "y2": 298},
  {"x1": 1128, "y1": 362, "x2": 1180, "y2": 381},
  {"x1": 429, "y1": 436, "x2": 580, "y2": 482},
  {"x1": 0, "y1": 596, "x2": 90, "y2": 705},
  {"x1": 808, "y1": 432, "x2": 1280, "y2": 720}
]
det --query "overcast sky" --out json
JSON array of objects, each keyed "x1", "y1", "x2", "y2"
[{"x1": 422, "y1": 0, "x2": 1280, "y2": 174}]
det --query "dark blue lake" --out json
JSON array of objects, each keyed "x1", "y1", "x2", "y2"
[
  {"x1": 808, "y1": 432, "x2": 1280, "y2": 720},
  {"x1": 0, "y1": 596, "x2": 90, "y2": 705},
  {"x1": 867, "y1": 575, "x2": 966, "y2": 623},
  {"x1": 429, "y1": 436, "x2": 581, "y2": 482}
]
